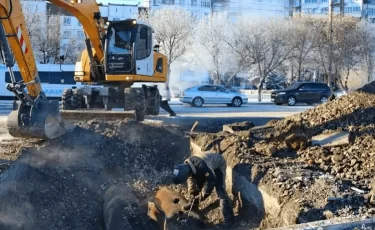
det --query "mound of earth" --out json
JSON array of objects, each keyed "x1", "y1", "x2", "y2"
[
  {"x1": 190, "y1": 82, "x2": 375, "y2": 228},
  {"x1": 0, "y1": 119, "x2": 192, "y2": 230}
]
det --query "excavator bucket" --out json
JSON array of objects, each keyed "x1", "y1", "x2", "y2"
[
  {"x1": 60, "y1": 109, "x2": 138, "y2": 123},
  {"x1": 7, "y1": 100, "x2": 75, "y2": 139}
]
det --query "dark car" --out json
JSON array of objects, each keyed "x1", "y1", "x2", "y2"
[{"x1": 271, "y1": 82, "x2": 332, "y2": 106}]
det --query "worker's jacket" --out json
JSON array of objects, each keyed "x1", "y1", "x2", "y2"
[{"x1": 184, "y1": 152, "x2": 227, "y2": 201}]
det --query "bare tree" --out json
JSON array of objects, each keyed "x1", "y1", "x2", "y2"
[
  {"x1": 144, "y1": 7, "x2": 194, "y2": 101},
  {"x1": 333, "y1": 22, "x2": 362, "y2": 92},
  {"x1": 195, "y1": 12, "x2": 235, "y2": 85},
  {"x1": 23, "y1": 5, "x2": 62, "y2": 64},
  {"x1": 222, "y1": 17, "x2": 256, "y2": 86},
  {"x1": 357, "y1": 22, "x2": 375, "y2": 83},
  {"x1": 247, "y1": 19, "x2": 296, "y2": 101},
  {"x1": 289, "y1": 16, "x2": 322, "y2": 82}
]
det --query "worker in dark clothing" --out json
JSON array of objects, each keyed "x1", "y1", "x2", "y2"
[{"x1": 172, "y1": 152, "x2": 235, "y2": 227}]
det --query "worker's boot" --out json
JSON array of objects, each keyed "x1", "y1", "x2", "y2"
[
  {"x1": 219, "y1": 199, "x2": 235, "y2": 228},
  {"x1": 160, "y1": 99, "x2": 176, "y2": 116}
]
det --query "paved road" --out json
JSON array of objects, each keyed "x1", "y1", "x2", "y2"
[{"x1": 0, "y1": 100, "x2": 313, "y2": 133}]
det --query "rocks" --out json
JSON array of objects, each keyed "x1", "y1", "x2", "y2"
[
  {"x1": 223, "y1": 121, "x2": 254, "y2": 134},
  {"x1": 284, "y1": 133, "x2": 309, "y2": 150},
  {"x1": 254, "y1": 142, "x2": 279, "y2": 157},
  {"x1": 311, "y1": 131, "x2": 350, "y2": 148}
]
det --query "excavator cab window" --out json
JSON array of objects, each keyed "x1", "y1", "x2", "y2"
[
  {"x1": 136, "y1": 25, "x2": 152, "y2": 60},
  {"x1": 106, "y1": 22, "x2": 137, "y2": 73},
  {"x1": 108, "y1": 27, "x2": 134, "y2": 55}
]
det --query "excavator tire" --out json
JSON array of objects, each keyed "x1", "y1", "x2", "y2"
[
  {"x1": 147, "y1": 88, "x2": 160, "y2": 116},
  {"x1": 62, "y1": 89, "x2": 74, "y2": 110},
  {"x1": 125, "y1": 88, "x2": 146, "y2": 122},
  {"x1": 71, "y1": 88, "x2": 84, "y2": 109}
]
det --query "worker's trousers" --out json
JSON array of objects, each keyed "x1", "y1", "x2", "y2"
[{"x1": 214, "y1": 169, "x2": 235, "y2": 225}]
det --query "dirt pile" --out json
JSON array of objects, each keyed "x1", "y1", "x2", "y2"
[
  {"x1": 268, "y1": 82, "x2": 375, "y2": 137},
  {"x1": 0, "y1": 119, "x2": 191, "y2": 230},
  {"x1": 190, "y1": 82, "x2": 375, "y2": 228}
]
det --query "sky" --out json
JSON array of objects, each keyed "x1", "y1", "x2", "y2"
[{"x1": 96, "y1": 0, "x2": 141, "y2": 5}]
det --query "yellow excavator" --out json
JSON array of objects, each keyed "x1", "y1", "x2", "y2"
[{"x1": 0, "y1": 0, "x2": 175, "y2": 139}]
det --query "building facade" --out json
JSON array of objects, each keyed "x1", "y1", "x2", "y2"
[
  {"x1": 294, "y1": 0, "x2": 375, "y2": 22},
  {"x1": 140, "y1": 0, "x2": 292, "y2": 20}
]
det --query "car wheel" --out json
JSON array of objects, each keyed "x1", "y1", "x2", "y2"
[
  {"x1": 192, "y1": 97, "x2": 204, "y2": 107},
  {"x1": 232, "y1": 97, "x2": 242, "y2": 107},
  {"x1": 287, "y1": 96, "x2": 296, "y2": 106},
  {"x1": 320, "y1": 96, "x2": 328, "y2": 104},
  {"x1": 226, "y1": 104, "x2": 232, "y2": 107}
]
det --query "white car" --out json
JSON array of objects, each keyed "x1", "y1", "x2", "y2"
[{"x1": 179, "y1": 84, "x2": 248, "y2": 107}]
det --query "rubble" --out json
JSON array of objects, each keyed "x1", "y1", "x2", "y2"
[
  {"x1": 0, "y1": 82, "x2": 374, "y2": 229},
  {"x1": 311, "y1": 131, "x2": 350, "y2": 148},
  {"x1": 188, "y1": 82, "x2": 375, "y2": 228}
]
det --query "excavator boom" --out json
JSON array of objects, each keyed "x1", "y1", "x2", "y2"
[{"x1": 0, "y1": 0, "x2": 74, "y2": 139}]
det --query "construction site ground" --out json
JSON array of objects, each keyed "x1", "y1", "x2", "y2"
[{"x1": 0, "y1": 82, "x2": 374, "y2": 230}]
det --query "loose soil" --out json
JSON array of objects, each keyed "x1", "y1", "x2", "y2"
[
  {"x1": 189, "y1": 81, "x2": 375, "y2": 229},
  {"x1": 0, "y1": 81, "x2": 373, "y2": 229}
]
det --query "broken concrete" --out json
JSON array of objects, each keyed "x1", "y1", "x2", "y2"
[
  {"x1": 270, "y1": 216, "x2": 375, "y2": 230},
  {"x1": 312, "y1": 131, "x2": 350, "y2": 148},
  {"x1": 223, "y1": 121, "x2": 254, "y2": 134}
]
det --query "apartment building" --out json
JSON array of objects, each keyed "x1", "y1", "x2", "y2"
[
  {"x1": 140, "y1": 0, "x2": 292, "y2": 20},
  {"x1": 295, "y1": 0, "x2": 375, "y2": 22}
]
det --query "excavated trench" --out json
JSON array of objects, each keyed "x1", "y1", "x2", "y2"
[{"x1": 0, "y1": 106, "x2": 374, "y2": 230}]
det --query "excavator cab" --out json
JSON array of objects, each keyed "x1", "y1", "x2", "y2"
[
  {"x1": 103, "y1": 19, "x2": 156, "y2": 79},
  {"x1": 105, "y1": 20, "x2": 137, "y2": 75}
]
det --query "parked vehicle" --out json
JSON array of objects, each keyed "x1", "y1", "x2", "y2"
[
  {"x1": 180, "y1": 84, "x2": 248, "y2": 107},
  {"x1": 271, "y1": 82, "x2": 332, "y2": 106}
]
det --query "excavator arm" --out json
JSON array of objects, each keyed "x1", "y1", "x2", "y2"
[
  {"x1": 0, "y1": 0, "x2": 40, "y2": 99},
  {"x1": 48, "y1": 0, "x2": 104, "y2": 62},
  {"x1": 0, "y1": 0, "x2": 74, "y2": 139}
]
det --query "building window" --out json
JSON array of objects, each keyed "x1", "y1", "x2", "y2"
[
  {"x1": 192, "y1": 0, "x2": 197, "y2": 6},
  {"x1": 162, "y1": 0, "x2": 174, "y2": 4},
  {"x1": 136, "y1": 26, "x2": 152, "y2": 60},
  {"x1": 63, "y1": 31, "x2": 71, "y2": 39},
  {"x1": 304, "y1": 0, "x2": 317, "y2": 3},
  {"x1": 63, "y1": 17, "x2": 71, "y2": 26},
  {"x1": 201, "y1": 0, "x2": 210, "y2": 8}
]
